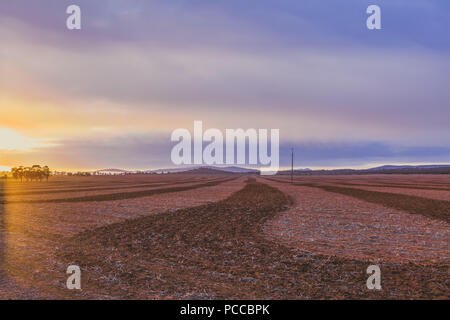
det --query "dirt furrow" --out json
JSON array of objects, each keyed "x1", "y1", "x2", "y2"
[
  {"x1": 57, "y1": 179, "x2": 449, "y2": 299},
  {"x1": 0, "y1": 179, "x2": 196, "y2": 197},
  {"x1": 300, "y1": 184, "x2": 450, "y2": 223},
  {"x1": 0, "y1": 178, "x2": 232, "y2": 204},
  {"x1": 0, "y1": 177, "x2": 244, "y2": 299},
  {"x1": 264, "y1": 178, "x2": 450, "y2": 223}
]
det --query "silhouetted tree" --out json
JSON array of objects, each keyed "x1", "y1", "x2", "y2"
[{"x1": 10, "y1": 165, "x2": 51, "y2": 182}]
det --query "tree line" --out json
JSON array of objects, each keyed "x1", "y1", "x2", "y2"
[{"x1": 11, "y1": 165, "x2": 51, "y2": 182}]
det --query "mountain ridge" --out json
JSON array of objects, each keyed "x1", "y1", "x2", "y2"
[{"x1": 92, "y1": 164, "x2": 450, "y2": 175}]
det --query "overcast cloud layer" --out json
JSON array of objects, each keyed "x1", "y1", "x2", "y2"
[{"x1": 0, "y1": 0, "x2": 449, "y2": 170}]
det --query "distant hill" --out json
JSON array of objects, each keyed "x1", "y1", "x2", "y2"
[
  {"x1": 278, "y1": 164, "x2": 450, "y2": 175},
  {"x1": 149, "y1": 166, "x2": 260, "y2": 174},
  {"x1": 369, "y1": 164, "x2": 450, "y2": 171},
  {"x1": 93, "y1": 164, "x2": 450, "y2": 176},
  {"x1": 95, "y1": 168, "x2": 130, "y2": 175},
  {"x1": 179, "y1": 166, "x2": 260, "y2": 174},
  {"x1": 182, "y1": 167, "x2": 230, "y2": 174},
  {"x1": 97, "y1": 168, "x2": 129, "y2": 172},
  {"x1": 148, "y1": 167, "x2": 193, "y2": 174},
  {"x1": 202, "y1": 166, "x2": 260, "y2": 173}
]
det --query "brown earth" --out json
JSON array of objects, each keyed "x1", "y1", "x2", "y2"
[
  {"x1": 1, "y1": 174, "x2": 449, "y2": 299},
  {"x1": 0, "y1": 175, "x2": 244, "y2": 299},
  {"x1": 57, "y1": 178, "x2": 448, "y2": 299},
  {"x1": 263, "y1": 179, "x2": 449, "y2": 264}
]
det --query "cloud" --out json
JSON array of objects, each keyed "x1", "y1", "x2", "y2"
[
  {"x1": 2, "y1": 18, "x2": 449, "y2": 144},
  {"x1": 2, "y1": 0, "x2": 449, "y2": 50},
  {"x1": 0, "y1": 133, "x2": 171, "y2": 170},
  {"x1": 279, "y1": 142, "x2": 450, "y2": 168},
  {"x1": 1, "y1": 0, "x2": 449, "y2": 168},
  {"x1": 2, "y1": 133, "x2": 449, "y2": 171},
  {"x1": 0, "y1": 128, "x2": 47, "y2": 151}
]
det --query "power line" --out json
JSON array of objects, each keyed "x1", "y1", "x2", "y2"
[{"x1": 291, "y1": 148, "x2": 294, "y2": 184}]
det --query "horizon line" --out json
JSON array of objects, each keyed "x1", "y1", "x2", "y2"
[{"x1": 2, "y1": 162, "x2": 450, "y2": 173}]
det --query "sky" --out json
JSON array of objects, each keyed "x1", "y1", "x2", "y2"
[{"x1": 0, "y1": 0, "x2": 449, "y2": 171}]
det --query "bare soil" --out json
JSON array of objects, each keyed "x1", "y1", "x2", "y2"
[
  {"x1": 1, "y1": 174, "x2": 449, "y2": 299},
  {"x1": 57, "y1": 179, "x2": 448, "y2": 299}
]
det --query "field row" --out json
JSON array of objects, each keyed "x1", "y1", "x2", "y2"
[{"x1": 1, "y1": 174, "x2": 449, "y2": 299}]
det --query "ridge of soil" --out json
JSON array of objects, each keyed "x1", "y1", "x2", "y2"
[
  {"x1": 297, "y1": 184, "x2": 450, "y2": 223},
  {"x1": 1, "y1": 178, "x2": 233, "y2": 204},
  {"x1": 265, "y1": 178, "x2": 450, "y2": 223},
  {"x1": 58, "y1": 179, "x2": 449, "y2": 299}
]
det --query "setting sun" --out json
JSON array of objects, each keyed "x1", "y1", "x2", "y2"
[{"x1": 0, "y1": 128, "x2": 43, "y2": 151}]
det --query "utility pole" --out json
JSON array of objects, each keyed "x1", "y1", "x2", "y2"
[{"x1": 291, "y1": 148, "x2": 294, "y2": 184}]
